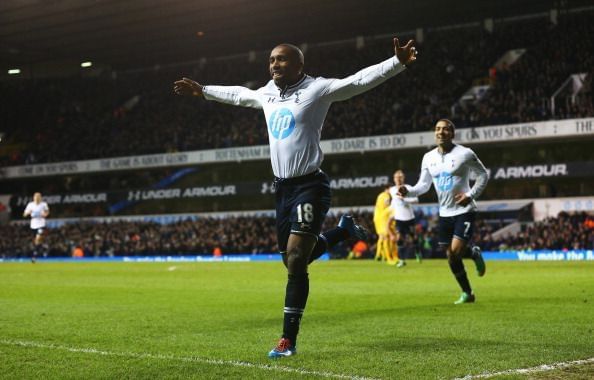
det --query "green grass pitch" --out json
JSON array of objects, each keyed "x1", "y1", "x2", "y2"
[{"x1": 1, "y1": 260, "x2": 593, "y2": 379}]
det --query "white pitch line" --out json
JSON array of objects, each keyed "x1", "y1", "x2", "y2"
[
  {"x1": 0, "y1": 339, "x2": 380, "y2": 380},
  {"x1": 454, "y1": 356, "x2": 594, "y2": 379}
]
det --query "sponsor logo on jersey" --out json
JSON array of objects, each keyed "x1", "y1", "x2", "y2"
[
  {"x1": 268, "y1": 108, "x2": 296, "y2": 139},
  {"x1": 435, "y1": 172, "x2": 454, "y2": 192}
]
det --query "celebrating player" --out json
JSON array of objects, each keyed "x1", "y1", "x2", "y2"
[
  {"x1": 398, "y1": 119, "x2": 488, "y2": 304},
  {"x1": 23, "y1": 192, "x2": 50, "y2": 263},
  {"x1": 174, "y1": 37, "x2": 417, "y2": 357}
]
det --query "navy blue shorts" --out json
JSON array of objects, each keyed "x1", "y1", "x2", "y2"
[
  {"x1": 438, "y1": 212, "x2": 476, "y2": 246},
  {"x1": 395, "y1": 219, "x2": 416, "y2": 237},
  {"x1": 31, "y1": 227, "x2": 44, "y2": 237},
  {"x1": 274, "y1": 170, "x2": 331, "y2": 252}
]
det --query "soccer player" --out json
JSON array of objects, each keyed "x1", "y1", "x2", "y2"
[
  {"x1": 373, "y1": 186, "x2": 396, "y2": 263},
  {"x1": 389, "y1": 170, "x2": 420, "y2": 267},
  {"x1": 23, "y1": 192, "x2": 50, "y2": 263},
  {"x1": 174, "y1": 37, "x2": 417, "y2": 357},
  {"x1": 397, "y1": 119, "x2": 488, "y2": 304}
]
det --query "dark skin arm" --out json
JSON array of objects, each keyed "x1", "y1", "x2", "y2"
[
  {"x1": 396, "y1": 185, "x2": 408, "y2": 197},
  {"x1": 393, "y1": 37, "x2": 417, "y2": 66},
  {"x1": 173, "y1": 77, "x2": 203, "y2": 97},
  {"x1": 174, "y1": 37, "x2": 417, "y2": 96},
  {"x1": 399, "y1": 186, "x2": 472, "y2": 206},
  {"x1": 454, "y1": 193, "x2": 472, "y2": 206}
]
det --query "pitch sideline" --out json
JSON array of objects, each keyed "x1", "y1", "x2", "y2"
[
  {"x1": 0, "y1": 339, "x2": 380, "y2": 380},
  {"x1": 454, "y1": 356, "x2": 594, "y2": 379}
]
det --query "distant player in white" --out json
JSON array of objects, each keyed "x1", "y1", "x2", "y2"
[
  {"x1": 174, "y1": 38, "x2": 418, "y2": 357},
  {"x1": 23, "y1": 192, "x2": 50, "y2": 263},
  {"x1": 389, "y1": 170, "x2": 420, "y2": 266},
  {"x1": 398, "y1": 119, "x2": 488, "y2": 304}
]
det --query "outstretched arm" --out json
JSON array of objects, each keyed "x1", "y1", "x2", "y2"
[
  {"x1": 173, "y1": 77, "x2": 262, "y2": 109},
  {"x1": 321, "y1": 37, "x2": 418, "y2": 102},
  {"x1": 398, "y1": 168, "x2": 432, "y2": 198},
  {"x1": 402, "y1": 196, "x2": 419, "y2": 204},
  {"x1": 394, "y1": 37, "x2": 418, "y2": 66},
  {"x1": 174, "y1": 77, "x2": 204, "y2": 97}
]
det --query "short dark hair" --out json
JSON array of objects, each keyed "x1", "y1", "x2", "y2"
[
  {"x1": 275, "y1": 43, "x2": 304, "y2": 65},
  {"x1": 435, "y1": 118, "x2": 455, "y2": 131}
]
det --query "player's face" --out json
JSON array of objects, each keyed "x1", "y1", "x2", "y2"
[
  {"x1": 394, "y1": 172, "x2": 404, "y2": 185},
  {"x1": 33, "y1": 193, "x2": 42, "y2": 203},
  {"x1": 269, "y1": 45, "x2": 303, "y2": 88},
  {"x1": 434, "y1": 121, "x2": 454, "y2": 145}
]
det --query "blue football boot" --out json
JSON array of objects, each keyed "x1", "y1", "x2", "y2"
[
  {"x1": 338, "y1": 215, "x2": 369, "y2": 241},
  {"x1": 268, "y1": 338, "x2": 296, "y2": 358}
]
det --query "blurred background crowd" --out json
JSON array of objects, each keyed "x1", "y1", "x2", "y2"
[
  {"x1": 1, "y1": 12, "x2": 592, "y2": 166},
  {"x1": 2, "y1": 211, "x2": 592, "y2": 259}
]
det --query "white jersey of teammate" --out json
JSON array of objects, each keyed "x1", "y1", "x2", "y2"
[
  {"x1": 388, "y1": 186, "x2": 417, "y2": 221},
  {"x1": 405, "y1": 144, "x2": 489, "y2": 217},
  {"x1": 202, "y1": 57, "x2": 406, "y2": 179},
  {"x1": 24, "y1": 201, "x2": 49, "y2": 229}
]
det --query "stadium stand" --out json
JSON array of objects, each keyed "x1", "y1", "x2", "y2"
[
  {"x1": 1, "y1": 8, "x2": 593, "y2": 260},
  {"x1": 0, "y1": 10, "x2": 592, "y2": 165},
  {"x1": 0, "y1": 216, "x2": 278, "y2": 258},
  {"x1": 452, "y1": 12, "x2": 594, "y2": 126},
  {"x1": 2, "y1": 211, "x2": 592, "y2": 259},
  {"x1": 478, "y1": 211, "x2": 594, "y2": 251}
]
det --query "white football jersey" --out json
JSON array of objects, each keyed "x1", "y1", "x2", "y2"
[
  {"x1": 406, "y1": 144, "x2": 489, "y2": 217},
  {"x1": 389, "y1": 186, "x2": 417, "y2": 221},
  {"x1": 24, "y1": 201, "x2": 49, "y2": 229},
  {"x1": 203, "y1": 56, "x2": 406, "y2": 178}
]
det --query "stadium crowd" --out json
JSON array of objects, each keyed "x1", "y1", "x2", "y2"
[
  {"x1": 1, "y1": 11, "x2": 592, "y2": 166},
  {"x1": 0, "y1": 216, "x2": 277, "y2": 258},
  {"x1": 453, "y1": 13, "x2": 594, "y2": 126},
  {"x1": 479, "y1": 211, "x2": 594, "y2": 251},
  {"x1": 1, "y1": 211, "x2": 592, "y2": 259}
]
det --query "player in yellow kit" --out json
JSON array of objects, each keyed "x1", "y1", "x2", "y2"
[{"x1": 373, "y1": 187, "x2": 398, "y2": 263}]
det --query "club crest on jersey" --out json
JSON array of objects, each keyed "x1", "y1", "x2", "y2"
[
  {"x1": 435, "y1": 171, "x2": 454, "y2": 192},
  {"x1": 268, "y1": 108, "x2": 296, "y2": 139}
]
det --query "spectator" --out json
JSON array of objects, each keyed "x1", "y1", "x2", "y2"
[
  {"x1": 1, "y1": 211, "x2": 591, "y2": 258},
  {"x1": 1, "y1": 11, "x2": 592, "y2": 166}
]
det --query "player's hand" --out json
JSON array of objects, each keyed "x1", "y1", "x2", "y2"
[
  {"x1": 394, "y1": 37, "x2": 417, "y2": 66},
  {"x1": 173, "y1": 78, "x2": 204, "y2": 97},
  {"x1": 396, "y1": 185, "x2": 408, "y2": 197},
  {"x1": 455, "y1": 193, "x2": 472, "y2": 206}
]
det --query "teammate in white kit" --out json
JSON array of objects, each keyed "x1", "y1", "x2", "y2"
[
  {"x1": 398, "y1": 119, "x2": 488, "y2": 304},
  {"x1": 389, "y1": 170, "x2": 420, "y2": 267},
  {"x1": 23, "y1": 192, "x2": 50, "y2": 263},
  {"x1": 174, "y1": 38, "x2": 417, "y2": 357}
]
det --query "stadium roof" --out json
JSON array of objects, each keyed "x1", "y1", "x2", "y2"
[{"x1": 0, "y1": 0, "x2": 585, "y2": 70}]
